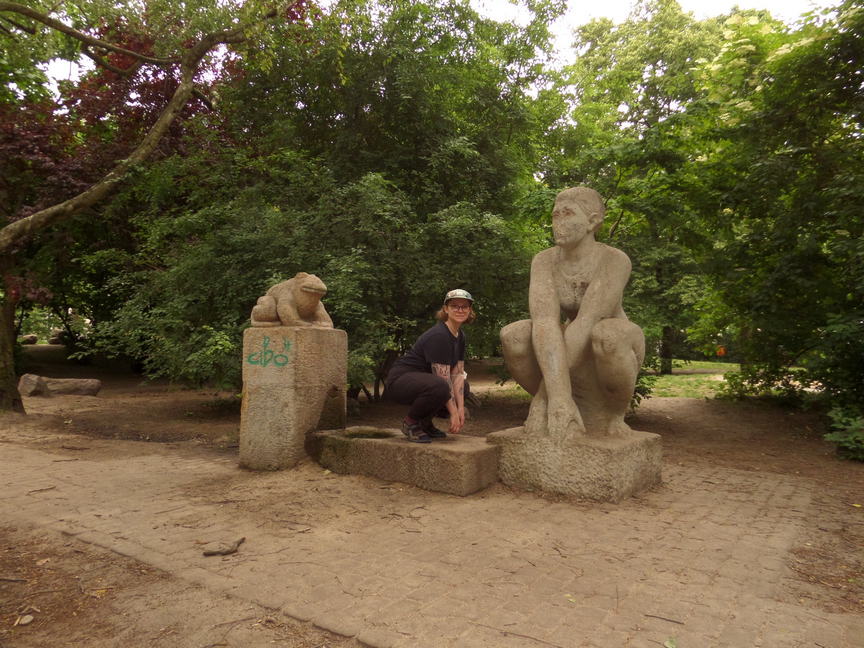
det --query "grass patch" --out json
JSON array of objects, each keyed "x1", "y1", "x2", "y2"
[
  {"x1": 492, "y1": 385, "x2": 532, "y2": 402},
  {"x1": 671, "y1": 359, "x2": 740, "y2": 373},
  {"x1": 652, "y1": 373, "x2": 727, "y2": 398}
]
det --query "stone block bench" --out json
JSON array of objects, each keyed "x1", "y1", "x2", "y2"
[{"x1": 306, "y1": 428, "x2": 499, "y2": 496}]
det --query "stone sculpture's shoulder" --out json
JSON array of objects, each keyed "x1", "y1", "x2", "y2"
[
  {"x1": 599, "y1": 243, "x2": 632, "y2": 268},
  {"x1": 530, "y1": 246, "x2": 557, "y2": 269}
]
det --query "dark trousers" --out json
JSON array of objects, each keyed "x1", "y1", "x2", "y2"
[{"x1": 385, "y1": 371, "x2": 452, "y2": 421}]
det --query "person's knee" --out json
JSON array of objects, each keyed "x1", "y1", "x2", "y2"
[{"x1": 429, "y1": 376, "x2": 451, "y2": 403}]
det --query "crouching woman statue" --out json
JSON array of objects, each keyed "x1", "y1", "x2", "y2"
[{"x1": 501, "y1": 187, "x2": 645, "y2": 438}]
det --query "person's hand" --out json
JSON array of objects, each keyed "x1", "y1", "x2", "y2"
[{"x1": 449, "y1": 410, "x2": 465, "y2": 434}]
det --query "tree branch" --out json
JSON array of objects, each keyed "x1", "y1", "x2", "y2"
[
  {"x1": 1, "y1": 51, "x2": 198, "y2": 253},
  {"x1": 193, "y1": 88, "x2": 214, "y2": 111},
  {"x1": 0, "y1": 2, "x2": 178, "y2": 64},
  {"x1": 0, "y1": 12, "x2": 34, "y2": 33},
  {"x1": 0, "y1": 10, "x2": 271, "y2": 255},
  {"x1": 81, "y1": 45, "x2": 144, "y2": 76}
]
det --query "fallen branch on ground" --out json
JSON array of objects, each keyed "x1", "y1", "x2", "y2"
[
  {"x1": 469, "y1": 621, "x2": 564, "y2": 647},
  {"x1": 644, "y1": 613, "x2": 685, "y2": 625}
]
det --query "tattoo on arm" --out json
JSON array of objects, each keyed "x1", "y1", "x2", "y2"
[{"x1": 432, "y1": 363, "x2": 452, "y2": 384}]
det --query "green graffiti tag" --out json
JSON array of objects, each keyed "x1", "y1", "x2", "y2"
[{"x1": 247, "y1": 336, "x2": 291, "y2": 367}]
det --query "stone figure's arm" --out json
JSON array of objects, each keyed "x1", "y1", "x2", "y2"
[
  {"x1": 528, "y1": 249, "x2": 572, "y2": 404},
  {"x1": 563, "y1": 247, "x2": 632, "y2": 369}
]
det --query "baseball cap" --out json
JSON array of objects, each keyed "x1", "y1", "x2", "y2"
[{"x1": 444, "y1": 289, "x2": 473, "y2": 304}]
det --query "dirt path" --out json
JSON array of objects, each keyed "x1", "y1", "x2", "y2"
[{"x1": 1, "y1": 350, "x2": 863, "y2": 647}]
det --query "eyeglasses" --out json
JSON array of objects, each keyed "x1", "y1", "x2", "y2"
[{"x1": 448, "y1": 304, "x2": 471, "y2": 311}]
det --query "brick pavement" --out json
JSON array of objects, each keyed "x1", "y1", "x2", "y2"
[{"x1": 2, "y1": 438, "x2": 861, "y2": 648}]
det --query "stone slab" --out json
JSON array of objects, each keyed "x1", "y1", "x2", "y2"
[
  {"x1": 239, "y1": 326, "x2": 347, "y2": 471},
  {"x1": 18, "y1": 374, "x2": 101, "y2": 397},
  {"x1": 486, "y1": 426, "x2": 662, "y2": 502},
  {"x1": 307, "y1": 428, "x2": 500, "y2": 496}
]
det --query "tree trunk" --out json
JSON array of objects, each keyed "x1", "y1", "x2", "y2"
[
  {"x1": 0, "y1": 292, "x2": 24, "y2": 413},
  {"x1": 660, "y1": 325, "x2": 674, "y2": 375}
]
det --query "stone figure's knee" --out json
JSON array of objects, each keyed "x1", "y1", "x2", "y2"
[
  {"x1": 501, "y1": 320, "x2": 533, "y2": 356},
  {"x1": 592, "y1": 319, "x2": 645, "y2": 364},
  {"x1": 590, "y1": 319, "x2": 631, "y2": 356}
]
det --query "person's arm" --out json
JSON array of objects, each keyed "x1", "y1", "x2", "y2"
[
  {"x1": 451, "y1": 360, "x2": 466, "y2": 430},
  {"x1": 432, "y1": 362, "x2": 462, "y2": 432}
]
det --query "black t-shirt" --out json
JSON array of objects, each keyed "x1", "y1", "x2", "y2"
[{"x1": 389, "y1": 322, "x2": 465, "y2": 380}]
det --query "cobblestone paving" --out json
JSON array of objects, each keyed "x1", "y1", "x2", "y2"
[{"x1": 2, "y1": 439, "x2": 861, "y2": 648}]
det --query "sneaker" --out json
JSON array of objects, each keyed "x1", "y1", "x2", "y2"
[
  {"x1": 420, "y1": 417, "x2": 447, "y2": 439},
  {"x1": 401, "y1": 420, "x2": 431, "y2": 443}
]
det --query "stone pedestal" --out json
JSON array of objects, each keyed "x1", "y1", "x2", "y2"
[
  {"x1": 486, "y1": 427, "x2": 661, "y2": 502},
  {"x1": 239, "y1": 327, "x2": 347, "y2": 470}
]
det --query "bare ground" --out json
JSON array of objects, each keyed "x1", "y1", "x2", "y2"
[{"x1": 1, "y1": 346, "x2": 862, "y2": 647}]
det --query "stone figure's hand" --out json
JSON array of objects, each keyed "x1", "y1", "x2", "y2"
[{"x1": 546, "y1": 397, "x2": 585, "y2": 438}]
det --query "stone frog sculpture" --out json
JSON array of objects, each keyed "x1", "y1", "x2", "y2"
[{"x1": 250, "y1": 272, "x2": 334, "y2": 328}]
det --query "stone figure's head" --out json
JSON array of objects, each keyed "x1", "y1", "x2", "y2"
[
  {"x1": 552, "y1": 187, "x2": 605, "y2": 247},
  {"x1": 294, "y1": 272, "x2": 327, "y2": 316}
]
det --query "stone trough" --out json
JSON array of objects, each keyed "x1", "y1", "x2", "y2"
[{"x1": 306, "y1": 427, "x2": 500, "y2": 496}]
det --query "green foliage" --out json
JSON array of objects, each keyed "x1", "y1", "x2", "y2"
[
  {"x1": 824, "y1": 406, "x2": 864, "y2": 461},
  {"x1": 225, "y1": 0, "x2": 563, "y2": 217},
  {"x1": 716, "y1": 366, "x2": 812, "y2": 404},
  {"x1": 682, "y1": 1, "x2": 864, "y2": 411},
  {"x1": 17, "y1": 306, "x2": 60, "y2": 342},
  {"x1": 802, "y1": 312, "x2": 864, "y2": 410},
  {"x1": 544, "y1": 0, "x2": 863, "y2": 411},
  {"x1": 82, "y1": 146, "x2": 534, "y2": 388},
  {"x1": 632, "y1": 371, "x2": 657, "y2": 407},
  {"x1": 67, "y1": 0, "x2": 561, "y2": 390}
]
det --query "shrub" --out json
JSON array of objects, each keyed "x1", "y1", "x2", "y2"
[{"x1": 824, "y1": 406, "x2": 864, "y2": 462}]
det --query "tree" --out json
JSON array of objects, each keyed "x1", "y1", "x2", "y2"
[
  {"x1": 0, "y1": 0, "x2": 310, "y2": 411},
  {"x1": 75, "y1": 0, "x2": 564, "y2": 396},
  {"x1": 683, "y1": 1, "x2": 864, "y2": 413}
]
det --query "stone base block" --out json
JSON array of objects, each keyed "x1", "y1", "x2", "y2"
[
  {"x1": 239, "y1": 326, "x2": 347, "y2": 471},
  {"x1": 307, "y1": 428, "x2": 500, "y2": 496},
  {"x1": 486, "y1": 427, "x2": 661, "y2": 502}
]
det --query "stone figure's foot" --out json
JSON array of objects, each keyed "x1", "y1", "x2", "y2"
[
  {"x1": 546, "y1": 399, "x2": 586, "y2": 439},
  {"x1": 402, "y1": 420, "x2": 431, "y2": 444},
  {"x1": 524, "y1": 394, "x2": 548, "y2": 434},
  {"x1": 605, "y1": 416, "x2": 633, "y2": 438}
]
